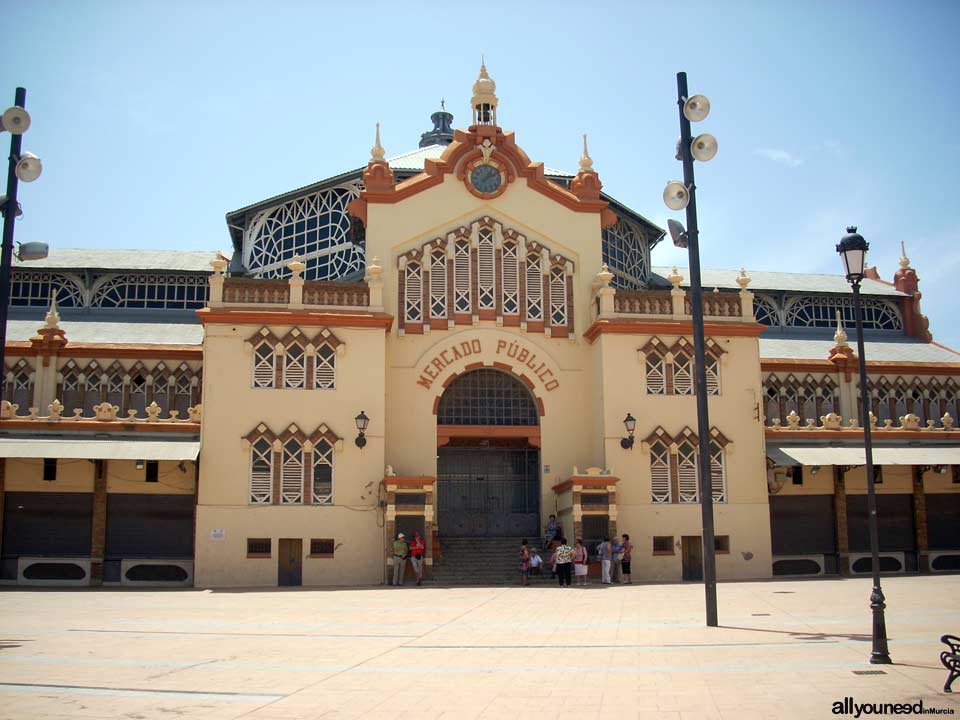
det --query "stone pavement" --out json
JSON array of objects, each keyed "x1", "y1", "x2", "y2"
[{"x1": 0, "y1": 575, "x2": 958, "y2": 719}]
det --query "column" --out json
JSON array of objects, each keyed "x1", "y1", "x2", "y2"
[
  {"x1": 912, "y1": 466, "x2": 929, "y2": 573},
  {"x1": 90, "y1": 460, "x2": 107, "y2": 585},
  {"x1": 833, "y1": 466, "x2": 849, "y2": 576}
]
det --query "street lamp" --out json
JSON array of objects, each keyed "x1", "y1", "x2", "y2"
[
  {"x1": 836, "y1": 226, "x2": 892, "y2": 665},
  {"x1": 621, "y1": 413, "x2": 637, "y2": 449},
  {"x1": 355, "y1": 410, "x2": 370, "y2": 449},
  {"x1": 1, "y1": 87, "x2": 47, "y2": 389},
  {"x1": 663, "y1": 72, "x2": 720, "y2": 627}
]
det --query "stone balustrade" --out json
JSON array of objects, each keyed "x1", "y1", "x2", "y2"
[
  {"x1": 221, "y1": 278, "x2": 291, "y2": 305},
  {"x1": 302, "y1": 280, "x2": 370, "y2": 307},
  {"x1": 0, "y1": 399, "x2": 202, "y2": 424},
  {"x1": 612, "y1": 290, "x2": 673, "y2": 315},
  {"x1": 767, "y1": 409, "x2": 956, "y2": 433}
]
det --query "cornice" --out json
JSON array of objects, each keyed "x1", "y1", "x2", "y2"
[
  {"x1": 584, "y1": 318, "x2": 764, "y2": 343},
  {"x1": 197, "y1": 308, "x2": 394, "y2": 332}
]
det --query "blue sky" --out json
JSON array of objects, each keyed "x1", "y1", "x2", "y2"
[{"x1": 4, "y1": 1, "x2": 959, "y2": 349}]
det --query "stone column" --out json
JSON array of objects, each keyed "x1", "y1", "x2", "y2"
[
  {"x1": 912, "y1": 467, "x2": 929, "y2": 573},
  {"x1": 833, "y1": 466, "x2": 849, "y2": 576},
  {"x1": 0, "y1": 459, "x2": 5, "y2": 558},
  {"x1": 90, "y1": 460, "x2": 107, "y2": 585}
]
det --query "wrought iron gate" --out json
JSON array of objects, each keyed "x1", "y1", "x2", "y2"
[{"x1": 437, "y1": 448, "x2": 540, "y2": 537}]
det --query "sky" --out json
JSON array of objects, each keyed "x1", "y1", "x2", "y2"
[{"x1": 3, "y1": 0, "x2": 960, "y2": 349}]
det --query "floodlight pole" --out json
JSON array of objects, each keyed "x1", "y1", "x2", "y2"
[
  {"x1": 0, "y1": 87, "x2": 27, "y2": 379},
  {"x1": 676, "y1": 71, "x2": 718, "y2": 627}
]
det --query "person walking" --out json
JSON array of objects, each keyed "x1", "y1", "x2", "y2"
[
  {"x1": 620, "y1": 533, "x2": 633, "y2": 584},
  {"x1": 555, "y1": 537, "x2": 574, "y2": 587},
  {"x1": 573, "y1": 538, "x2": 589, "y2": 586},
  {"x1": 598, "y1": 537, "x2": 612, "y2": 584},
  {"x1": 519, "y1": 539, "x2": 531, "y2": 586},
  {"x1": 409, "y1": 531, "x2": 425, "y2": 586},
  {"x1": 391, "y1": 532, "x2": 408, "y2": 586}
]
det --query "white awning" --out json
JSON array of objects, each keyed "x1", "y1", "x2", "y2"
[
  {"x1": 0, "y1": 438, "x2": 200, "y2": 461},
  {"x1": 767, "y1": 444, "x2": 960, "y2": 467}
]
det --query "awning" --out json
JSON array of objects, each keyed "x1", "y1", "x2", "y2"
[
  {"x1": 767, "y1": 444, "x2": 960, "y2": 467},
  {"x1": 0, "y1": 439, "x2": 200, "y2": 461}
]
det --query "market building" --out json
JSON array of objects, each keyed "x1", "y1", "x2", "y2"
[{"x1": 1, "y1": 65, "x2": 957, "y2": 587}]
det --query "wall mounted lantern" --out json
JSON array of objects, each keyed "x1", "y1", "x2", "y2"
[
  {"x1": 621, "y1": 413, "x2": 637, "y2": 449},
  {"x1": 355, "y1": 410, "x2": 369, "y2": 449}
]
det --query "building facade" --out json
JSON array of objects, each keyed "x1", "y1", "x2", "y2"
[{"x1": 1, "y1": 66, "x2": 957, "y2": 587}]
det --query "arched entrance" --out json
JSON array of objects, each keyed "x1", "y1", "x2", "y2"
[{"x1": 436, "y1": 368, "x2": 540, "y2": 538}]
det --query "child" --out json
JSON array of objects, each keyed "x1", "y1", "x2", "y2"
[{"x1": 530, "y1": 550, "x2": 543, "y2": 576}]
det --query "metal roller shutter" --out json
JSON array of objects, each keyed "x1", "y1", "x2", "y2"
[
  {"x1": 2, "y1": 492, "x2": 93, "y2": 557},
  {"x1": 105, "y1": 494, "x2": 194, "y2": 559}
]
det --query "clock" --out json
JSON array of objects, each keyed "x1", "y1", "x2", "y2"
[{"x1": 469, "y1": 163, "x2": 503, "y2": 195}]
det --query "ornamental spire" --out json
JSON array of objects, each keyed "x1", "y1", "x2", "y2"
[
  {"x1": 471, "y1": 59, "x2": 498, "y2": 126},
  {"x1": 833, "y1": 309, "x2": 848, "y2": 347},
  {"x1": 370, "y1": 122, "x2": 386, "y2": 163},
  {"x1": 899, "y1": 240, "x2": 910, "y2": 269},
  {"x1": 579, "y1": 133, "x2": 595, "y2": 174},
  {"x1": 45, "y1": 292, "x2": 60, "y2": 329}
]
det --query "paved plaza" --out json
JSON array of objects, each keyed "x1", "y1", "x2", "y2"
[{"x1": 0, "y1": 575, "x2": 958, "y2": 719}]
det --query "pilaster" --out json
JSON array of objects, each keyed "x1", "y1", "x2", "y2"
[{"x1": 90, "y1": 460, "x2": 107, "y2": 586}]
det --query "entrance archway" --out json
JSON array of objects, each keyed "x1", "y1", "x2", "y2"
[{"x1": 436, "y1": 368, "x2": 540, "y2": 538}]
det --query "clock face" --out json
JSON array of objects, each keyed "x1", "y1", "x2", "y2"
[{"x1": 470, "y1": 163, "x2": 503, "y2": 194}]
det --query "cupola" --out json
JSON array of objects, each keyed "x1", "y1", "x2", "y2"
[
  {"x1": 419, "y1": 100, "x2": 455, "y2": 147},
  {"x1": 471, "y1": 61, "x2": 498, "y2": 126}
]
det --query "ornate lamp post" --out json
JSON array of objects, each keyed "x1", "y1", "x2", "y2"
[
  {"x1": 663, "y1": 72, "x2": 720, "y2": 627},
  {"x1": 836, "y1": 225, "x2": 892, "y2": 664}
]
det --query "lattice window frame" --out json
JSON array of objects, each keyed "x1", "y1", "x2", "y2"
[
  {"x1": 89, "y1": 273, "x2": 209, "y2": 310},
  {"x1": 783, "y1": 295, "x2": 903, "y2": 331},
  {"x1": 649, "y1": 440, "x2": 672, "y2": 503},
  {"x1": 10, "y1": 271, "x2": 85, "y2": 308},
  {"x1": 312, "y1": 437, "x2": 335, "y2": 505},
  {"x1": 601, "y1": 216, "x2": 650, "y2": 290},
  {"x1": 477, "y1": 227, "x2": 496, "y2": 311}
]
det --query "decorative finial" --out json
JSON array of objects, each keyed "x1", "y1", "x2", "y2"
[
  {"x1": 44, "y1": 292, "x2": 60, "y2": 328},
  {"x1": 899, "y1": 240, "x2": 910, "y2": 269},
  {"x1": 579, "y1": 133, "x2": 595, "y2": 174},
  {"x1": 736, "y1": 268, "x2": 752, "y2": 290},
  {"x1": 833, "y1": 309, "x2": 848, "y2": 346},
  {"x1": 440, "y1": 97, "x2": 445, "y2": 111},
  {"x1": 370, "y1": 122, "x2": 385, "y2": 163},
  {"x1": 667, "y1": 266, "x2": 684, "y2": 289}
]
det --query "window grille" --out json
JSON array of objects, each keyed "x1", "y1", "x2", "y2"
[
  {"x1": 784, "y1": 295, "x2": 902, "y2": 331},
  {"x1": 677, "y1": 441, "x2": 699, "y2": 503},
  {"x1": 764, "y1": 382, "x2": 781, "y2": 424},
  {"x1": 247, "y1": 538, "x2": 271, "y2": 555},
  {"x1": 60, "y1": 361, "x2": 83, "y2": 414},
  {"x1": 129, "y1": 371, "x2": 148, "y2": 415},
  {"x1": 250, "y1": 437, "x2": 273, "y2": 504},
  {"x1": 706, "y1": 357, "x2": 720, "y2": 395},
  {"x1": 437, "y1": 368, "x2": 539, "y2": 426},
  {"x1": 549, "y1": 266, "x2": 567, "y2": 326},
  {"x1": 673, "y1": 353, "x2": 693, "y2": 395},
  {"x1": 253, "y1": 342, "x2": 275, "y2": 389},
  {"x1": 310, "y1": 538, "x2": 335, "y2": 555},
  {"x1": 404, "y1": 260, "x2": 423, "y2": 323},
  {"x1": 429, "y1": 248, "x2": 447, "y2": 319},
  {"x1": 90, "y1": 273, "x2": 208, "y2": 309},
  {"x1": 314, "y1": 344, "x2": 336, "y2": 390},
  {"x1": 453, "y1": 241, "x2": 471, "y2": 313},
  {"x1": 172, "y1": 368, "x2": 193, "y2": 418},
  {"x1": 501, "y1": 242, "x2": 519, "y2": 315},
  {"x1": 312, "y1": 439, "x2": 334, "y2": 504},
  {"x1": 6, "y1": 360, "x2": 33, "y2": 410},
  {"x1": 244, "y1": 180, "x2": 365, "y2": 281},
  {"x1": 283, "y1": 344, "x2": 307, "y2": 389},
  {"x1": 83, "y1": 362, "x2": 102, "y2": 415},
  {"x1": 710, "y1": 442, "x2": 726, "y2": 502},
  {"x1": 752, "y1": 295, "x2": 780, "y2": 326},
  {"x1": 650, "y1": 442, "x2": 671, "y2": 503},
  {"x1": 477, "y1": 228, "x2": 495, "y2": 310},
  {"x1": 105, "y1": 366, "x2": 125, "y2": 410},
  {"x1": 280, "y1": 438, "x2": 303, "y2": 504},
  {"x1": 646, "y1": 355, "x2": 666, "y2": 395},
  {"x1": 601, "y1": 217, "x2": 649, "y2": 290},
  {"x1": 10, "y1": 271, "x2": 84, "y2": 307},
  {"x1": 653, "y1": 536, "x2": 674, "y2": 554},
  {"x1": 526, "y1": 254, "x2": 543, "y2": 321}
]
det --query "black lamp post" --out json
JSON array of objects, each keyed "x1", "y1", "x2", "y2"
[
  {"x1": 836, "y1": 226, "x2": 891, "y2": 664},
  {"x1": 0, "y1": 87, "x2": 46, "y2": 383},
  {"x1": 664, "y1": 72, "x2": 719, "y2": 627},
  {"x1": 354, "y1": 410, "x2": 369, "y2": 449},
  {"x1": 621, "y1": 413, "x2": 637, "y2": 449}
]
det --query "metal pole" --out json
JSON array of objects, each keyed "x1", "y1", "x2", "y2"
[
  {"x1": 677, "y1": 71, "x2": 718, "y2": 627},
  {"x1": 851, "y1": 281, "x2": 891, "y2": 664},
  {"x1": 0, "y1": 87, "x2": 26, "y2": 386}
]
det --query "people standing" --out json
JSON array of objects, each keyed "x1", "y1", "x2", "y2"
[
  {"x1": 391, "y1": 532, "x2": 408, "y2": 586},
  {"x1": 409, "y1": 531, "x2": 425, "y2": 586},
  {"x1": 620, "y1": 533, "x2": 633, "y2": 584},
  {"x1": 530, "y1": 549, "x2": 543, "y2": 576},
  {"x1": 598, "y1": 537, "x2": 612, "y2": 584},
  {"x1": 573, "y1": 538, "x2": 589, "y2": 586},
  {"x1": 611, "y1": 537, "x2": 623, "y2": 584},
  {"x1": 519, "y1": 539, "x2": 531, "y2": 586},
  {"x1": 555, "y1": 537, "x2": 574, "y2": 587}
]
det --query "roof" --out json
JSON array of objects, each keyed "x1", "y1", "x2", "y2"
[
  {"x1": 13, "y1": 248, "x2": 217, "y2": 273},
  {"x1": 6, "y1": 318, "x2": 203, "y2": 346},
  {"x1": 759, "y1": 333, "x2": 960, "y2": 363},
  {"x1": 767, "y1": 443, "x2": 960, "y2": 467},
  {"x1": 651, "y1": 266, "x2": 905, "y2": 297},
  {"x1": 0, "y1": 438, "x2": 200, "y2": 461}
]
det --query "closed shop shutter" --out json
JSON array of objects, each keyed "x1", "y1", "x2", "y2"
[
  {"x1": 2, "y1": 492, "x2": 93, "y2": 557},
  {"x1": 105, "y1": 494, "x2": 194, "y2": 559}
]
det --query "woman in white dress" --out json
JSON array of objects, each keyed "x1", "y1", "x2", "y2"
[{"x1": 573, "y1": 538, "x2": 589, "y2": 586}]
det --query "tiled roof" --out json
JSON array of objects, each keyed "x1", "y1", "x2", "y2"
[
  {"x1": 13, "y1": 248, "x2": 218, "y2": 273},
  {"x1": 651, "y1": 266, "x2": 905, "y2": 297},
  {"x1": 6, "y1": 319, "x2": 203, "y2": 346},
  {"x1": 759, "y1": 333, "x2": 960, "y2": 363}
]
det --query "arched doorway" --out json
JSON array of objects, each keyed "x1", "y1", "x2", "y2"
[{"x1": 436, "y1": 368, "x2": 540, "y2": 538}]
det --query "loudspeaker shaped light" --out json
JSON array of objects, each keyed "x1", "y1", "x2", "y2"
[
  {"x1": 667, "y1": 219, "x2": 688, "y2": 248},
  {"x1": 0, "y1": 106, "x2": 31, "y2": 135},
  {"x1": 663, "y1": 181, "x2": 690, "y2": 211},
  {"x1": 15, "y1": 152, "x2": 42, "y2": 182},
  {"x1": 691, "y1": 133, "x2": 718, "y2": 162},
  {"x1": 683, "y1": 94, "x2": 710, "y2": 123}
]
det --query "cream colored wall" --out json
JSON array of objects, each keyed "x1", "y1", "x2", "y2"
[
  {"x1": 107, "y1": 460, "x2": 195, "y2": 494},
  {"x1": 923, "y1": 468, "x2": 960, "y2": 494},
  {"x1": 598, "y1": 332, "x2": 772, "y2": 580},
  {"x1": 4, "y1": 457, "x2": 94, "y2": 492},
  {"x1": 843, "y1": 465, "x2": 913, "y2": 494},
  {"x1": 195, "y1": 322, "x2": 386, "y2": 587},
  {"x1": 774, "y1": 467, "x2": 836, "y2": 496}
]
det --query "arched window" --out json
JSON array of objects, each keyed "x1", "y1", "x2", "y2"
[
  {"x1": 429, "y1": 248, "x2": 447, "y2": 319},
  {"x1": 601, "y1": 217, "x2": 649, "y2": 290},
  {"x1": 249, "y1": 436, "x2": 274, "y2": 505},
  {"x1": 525, "y1": 253, "x2": 543, "y2": 321},
  {"x1": 650, "y1": 441, "x2": 671, "y2": 503},
  {"x1": 752, "y1": 295, "x2": 780, "y2": 326},
  {"x1": 312, "y1": 438, "x2": 334, "y2": 504},
  {"x1": 437, "y1": 368, "x2": 539, "y2": 426},
  {"x1": 501, "y1": 241, "x2": 520, "y2": 316},
  {"x1": 283, "y1": 342, "x2": 307, "y2": 389},
  {"x1": 453, "y1": 240, "x2": 471, "y2": 313},
  {"x1": 11, "y1": 271, "x2": 85, "y2": 307},
  {"x1": 280, "y1": 438, "x2": 304, "y2": 504},
  {"x1": 784, "y1": 296, "x2": 902, "y2": 331},
  {"x1": 477, "y1": 228, "x2": 495, "y2": 310},
  {"x1": 314, "y1": 343, "x2": 336, "y2": 390},
  {"x1": 90, "y1": 273, "x2": 208, "y2": 309},
  {"x1": 253, "y1": 341, "x2": 276, "y2": 389},
  {"x1": 404, "y1": 259, "x2": 423, "y2": 323}
]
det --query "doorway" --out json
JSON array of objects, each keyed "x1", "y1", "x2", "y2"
[
  {"x1": 681, "y1": 536, "x2": 703, "y2": 581},
  {"x1": 278, "y1": 538, "x2": 303, "y2": 586}
]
